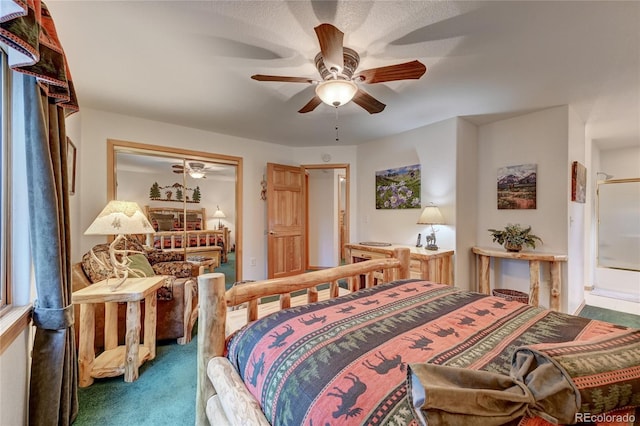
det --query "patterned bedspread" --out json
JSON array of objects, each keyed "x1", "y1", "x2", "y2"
[{"x1": 226, "y1": 280, "x2": 634, "y2": 426}]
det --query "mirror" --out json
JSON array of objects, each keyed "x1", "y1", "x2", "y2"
[{"x1": 107, "y1": 139, "x2": 243, "y2": 284}]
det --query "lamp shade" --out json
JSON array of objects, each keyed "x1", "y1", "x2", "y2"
[
  {"x1": 212, "y1": 206, "x2": 226, "y2": 219},
  {"x1": 84, "y1": 200, "x2": 154, "y2": 235},
  {"x1": 315, "y1": 79, "x2": 358, "y2": 107},
  {"x1": 417, "y1": 205, "x2": 444, "y2": 225}
]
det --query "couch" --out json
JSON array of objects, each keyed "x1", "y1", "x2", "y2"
[{"x1": 72, "y1": 237, "x2": 198, "y2": 353}]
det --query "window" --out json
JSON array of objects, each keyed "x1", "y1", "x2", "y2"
[{"x1": 0, "y1": 47, "x2": 9, "y2": 311}]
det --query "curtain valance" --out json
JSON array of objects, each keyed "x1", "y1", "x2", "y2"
[{"x1": 1, "y1": 0, "x2": 78, "y2": 113}]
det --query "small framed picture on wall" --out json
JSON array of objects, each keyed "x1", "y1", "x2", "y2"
[{"x1": 571, "y1": 161, "x2": 586, "y2": 203}]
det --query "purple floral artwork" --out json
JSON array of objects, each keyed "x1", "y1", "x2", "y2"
[{"x1": 375, "y1": 164, "x2": 421, "y2": 209}]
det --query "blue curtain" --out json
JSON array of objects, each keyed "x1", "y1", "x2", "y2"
[{"x1": 2, "y1": 1, "x2": 79, "y2": 424}]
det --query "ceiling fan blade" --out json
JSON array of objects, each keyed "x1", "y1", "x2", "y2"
[
  {"x1": 298, "y1": 96, "x2": 323, "y2": 113},
  {"x1": 355, "y1": 60, "x2": 427, "y2": 84},
  {"x1": 251, "y1": 74, "x2": 315, "y2": 84},
  {"x1": 352, "y1": 89, "x2": 386, "y2": 114},
  {"x1": 314, "y1": 23, "x2": 344, "y2": 72}
]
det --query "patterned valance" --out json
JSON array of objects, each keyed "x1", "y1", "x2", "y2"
[{"x1": 0, "y1": 0, "x2": 78, "y2": 113}]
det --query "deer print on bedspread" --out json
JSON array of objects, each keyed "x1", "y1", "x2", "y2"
[{"x1": 225, "y1": 280, "x2": 633, "y2": 426}]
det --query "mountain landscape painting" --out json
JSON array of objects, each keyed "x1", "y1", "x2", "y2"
[{"x1": 497, "y1": 164, "x2": 537, "y2": 209}]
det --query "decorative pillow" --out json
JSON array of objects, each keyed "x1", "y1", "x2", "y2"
[
  {"x1": 407, "y1": 329, "x2": 640, "y2": 426},
  {"x1": 152, "y1": 261, "x2": 192, "y2": 278},
  {"x1": 150, "y1": 213, "x2": 175, "y2": 220},
  {"x1": 156, "y1": 218, "x2": 174, "y2": 231},
  {"x1": 81, "y1": 244, "x2": 114, "y2": 283},
  {"x1": 127, "y1": 253, "x2": 155, "y2": 278}
]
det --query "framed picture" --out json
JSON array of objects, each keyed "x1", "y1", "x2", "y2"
[
  {"x1": 67, "y1": 137, "x2": 76, "y2": 195},
  {"x1": 497, "y1": 163, "x2": 537, "y2": 209},
  {"x1": 571, "y1": 161, "x2": 586, "y2": 203},
  {"x1": 375, "y1": 164, "x2": 421, "y2": 209}
]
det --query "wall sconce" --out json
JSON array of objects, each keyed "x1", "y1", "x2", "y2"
[
  {"x1": 417, "y1": 203, "x2": 445, "y2": 251},
  {"x1": 260, "y1": 175, "x2": 267, "y2": 200}
]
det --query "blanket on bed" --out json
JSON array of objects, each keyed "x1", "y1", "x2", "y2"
[{"x1": 226, "y1": 280, "x2": 636, "y2": 426}]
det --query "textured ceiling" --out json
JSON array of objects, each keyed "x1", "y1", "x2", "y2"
[{"x1": 47, "y1": 1, "x2": 639, "y2": 149}]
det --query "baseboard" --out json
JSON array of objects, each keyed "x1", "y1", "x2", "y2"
[{"x1": 573, "y1": 300, "x2": 586, "y2": 316}]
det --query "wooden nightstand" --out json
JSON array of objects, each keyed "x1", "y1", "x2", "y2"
[
  {"x1": 72, "y1": 276, "x2": 168, "y2": 387},
  {"x1": 344, "y1": 243, "x2": 454, "y2": 285}
]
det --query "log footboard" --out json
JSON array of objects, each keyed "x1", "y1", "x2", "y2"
[{"x1": 195, "y1": 247, "x2": 410, "y2": 425}]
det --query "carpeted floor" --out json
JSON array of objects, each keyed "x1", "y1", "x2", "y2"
[{"x1": 72, "y1": 291, "x2": 640, "y2": 425}]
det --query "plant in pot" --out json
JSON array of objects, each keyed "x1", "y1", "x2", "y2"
[{"x1": 488, "y1": 224, "x2": 542, "y2": 252}]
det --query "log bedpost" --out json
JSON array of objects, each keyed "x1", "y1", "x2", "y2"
[
  {"x1": 196, "y1": 272, "x2": 227, "y2": 426},
  {"x1": 394, "y1": 247, "x2": 410, "y2": 280}
]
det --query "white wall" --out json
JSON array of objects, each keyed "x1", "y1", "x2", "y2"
[
  {"x1": 567, "y1": 106, "x2": 587, "y2": 314},
  {"x1": 476, "y1": 106, "x2": 570, "y2": 310},
  {"x1": 355, "y1": 118, "x2": 458, "y2": 252},
  {"x1": 455, "y1": 118, "x2": 479, "y2": 290}
]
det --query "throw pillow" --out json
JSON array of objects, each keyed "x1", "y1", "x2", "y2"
[
  {"x1": 156, "y1": 218, "x2": 174, "y2": 231},
  {"x1": 127, "y1": 253, "x2": 155, "y2": 278}
]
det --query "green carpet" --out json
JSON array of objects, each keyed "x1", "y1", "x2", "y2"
[
  {"x1": 577, "y1": 304, "x2": 640, "y2": 329},
  {"x1": 73, "y1": 339, "x2": 197, "y2": 425},
  {"x1": 72, "y1": 294, "x2": 640, "y2": 425},
  {"x1": 216, "y1": 251, "x2": 236, "y2": 289}
]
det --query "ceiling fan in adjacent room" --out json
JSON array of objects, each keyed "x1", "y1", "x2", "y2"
[
  {"x1": 251, "y1": 23, "x2": 427, "y2": 114},
  {"x1": 171, "y1": 162, "x2": 211, "y2": 179}
]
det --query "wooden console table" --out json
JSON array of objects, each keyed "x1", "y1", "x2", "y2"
[
  {"x1": 344, "y1": 243, "x2": 454, "y2": 285},
  {"x1": 472, "y1": 247, "x2": 567, "y2": 310},
  {"x1": 72, "y1": 275, "x2": 167, "y2": 387}
]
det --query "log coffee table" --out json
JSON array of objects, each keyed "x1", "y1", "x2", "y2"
[{"x1": 187, "y1": 255, "x2": 217, "y2": 276}]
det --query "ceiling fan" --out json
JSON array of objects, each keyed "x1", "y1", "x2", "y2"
[
  {"x1": 172, "y1": 162, "x2": 211, "y2": 179},
  {"x1": 251, "y1": 23, "x2": 427, "y2": 114}
]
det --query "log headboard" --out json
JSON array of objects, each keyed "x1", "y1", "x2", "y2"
[
  {"x1": 144, "y1": 206, "x2": 230, "y2": 262},
  {"x1": 145, "y1": 206, "x2": 207, "y2": 232}
]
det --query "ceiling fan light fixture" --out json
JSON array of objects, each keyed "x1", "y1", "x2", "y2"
[
  {"x1": 188, "y1": 170, "x2": 205, "y2": 179},
  {"x1": 315, "y1": 79, "x2": 357, "y2": 107}
]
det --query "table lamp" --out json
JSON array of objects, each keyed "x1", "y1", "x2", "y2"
[
  {"x1": 417, "y1": 203, "x2": 444, "y2": 251},
  {"x1": 84, "y1": 200, "x2": 155, "y2": 290},
  {"x1": 213, "y1": 205, "x2": 226, "y2": 229}
]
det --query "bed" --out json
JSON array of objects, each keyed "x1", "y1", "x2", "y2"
[
  {"x1": 145, "y1": 206, "x2": 230, "y2": 262},
  {"x1": 195, "y1": 248, "x2": 640, "y2": 426}
]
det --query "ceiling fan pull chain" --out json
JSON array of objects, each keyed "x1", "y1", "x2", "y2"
[{"x1": 335, "y1": 106, "x2": 340, "y2": 142}]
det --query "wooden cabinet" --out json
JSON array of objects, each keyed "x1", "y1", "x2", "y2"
[{"x1": 344, "y1": 244, "x2": 454, "y2": 285}]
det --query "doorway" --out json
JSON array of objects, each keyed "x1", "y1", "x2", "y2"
[{"x1": 302, "y1": 164, "x2": 350, "y2": 270}]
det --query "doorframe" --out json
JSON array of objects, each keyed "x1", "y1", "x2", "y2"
[{"x1": 301, "y1": 163, "x2": 350, "y2": 270}]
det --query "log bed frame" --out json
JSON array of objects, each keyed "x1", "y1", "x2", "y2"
[{"x1": 195, "y1": 247, "x2": 411, "y2": 425}]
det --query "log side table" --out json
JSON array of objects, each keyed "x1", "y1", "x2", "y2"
[
  {"x1": 472, "y1": 247, "x2": 567, "y2": 311},
  {"x1": 72, "y1": 275, "x2": 168, "y2": 387}
]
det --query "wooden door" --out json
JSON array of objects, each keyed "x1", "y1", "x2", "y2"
[{"x1": 267, "y1": 163, "x2": 306, "y2": 278}]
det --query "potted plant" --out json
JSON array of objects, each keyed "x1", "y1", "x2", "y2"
[{"x1": 488, "y1": 224, "x2": 542, "y2": 252}]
